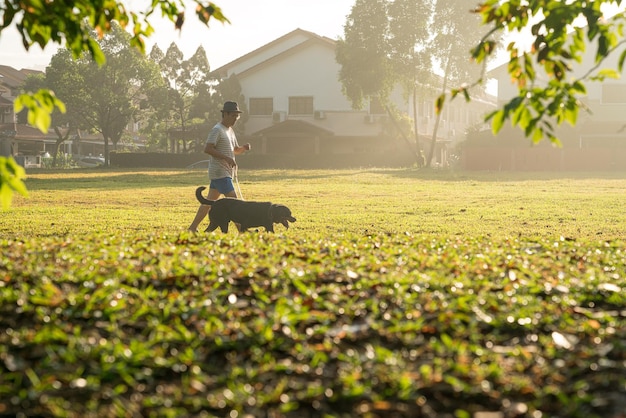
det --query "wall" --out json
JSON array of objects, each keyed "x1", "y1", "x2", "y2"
[
  {"x1": 109, "y1": 146, "x2": 419, "y2": 170},
  {"x1": 460, "y1": 147, "x2": 626, "y2": 171}
]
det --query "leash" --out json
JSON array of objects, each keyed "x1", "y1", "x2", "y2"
[
  {"x1": 218, "y1": 155, "x2": 245, "y2": 200},
  {"x1": 233, "y1": 164, "x2": 245, "y2": 200}
]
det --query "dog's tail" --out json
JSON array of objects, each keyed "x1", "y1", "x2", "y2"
[{"x1": 195, "y1": 186, "x2": 214, "y2": 205}]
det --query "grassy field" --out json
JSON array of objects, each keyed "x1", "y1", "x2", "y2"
[
  {"x1": 1, "y1": 168, "x2": 625, "y2": 417},
  {"x1": 5, "y1": 168, "x2": 626, "y2": 239}
]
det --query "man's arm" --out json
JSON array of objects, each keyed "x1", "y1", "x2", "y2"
[
  {"x1": 234, "y1": 143, "x2": 251, "y2": 155},
  {"x1": 204, "y1": 143, "x2": 236, "y2": 167}
]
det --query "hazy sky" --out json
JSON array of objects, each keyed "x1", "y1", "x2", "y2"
[
  {"x1": 0, "y1": 0, "x2": 355, "y2": 71},
  {"x1": 2, "y1": 2, "x2": 622, "y2": 74}
]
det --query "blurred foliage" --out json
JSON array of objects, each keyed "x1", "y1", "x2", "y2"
[
  {"x1": 0, "y1": 156, "x2": 28, "y2": 210},
  {"x1": 6, "y1": 0, "x2": 229, "y2": 134},
  {"x1": 0, "y1": 233, "x2": 624, "y2": 416},
  {"x1": 0, "y1": 0, "x2": 229, "y2": 207},
  {"x1": 464, "y1": 1, "x2": 626, "y2": 144}
]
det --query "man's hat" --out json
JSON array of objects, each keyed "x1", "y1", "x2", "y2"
[{"x1": 222, "y1": 101, "x2": 243, "y2": 113}]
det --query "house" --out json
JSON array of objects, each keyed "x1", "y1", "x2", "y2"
[
  {"x1": 212, "y1": 29, "x2": 496, "y2": 168},
  {"x1": 0, "y1": 65, "x2": 146, "y2": 166},
  {"x1": 2, "y1": 29, "x2": 496, "y2": 169},
  {"x1": 462, "y1": 37, "x2": 626, "y2": 170},
  {"x1": 0, "y1": 65, "x2": 50, "y2": 167}
]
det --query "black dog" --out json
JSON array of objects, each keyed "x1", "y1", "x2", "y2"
[{"x1": 195, "y1": 186, "x2": 296, "y2": 233}]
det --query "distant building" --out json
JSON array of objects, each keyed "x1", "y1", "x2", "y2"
[
  {"x1": 0, "y1": 65, "x2": 48, "y2": 167},
  {"x1": 0, "y1": 65, "x2": 145, "y2": 166},
  {"x1": 212, "y1": 29, "x2": 496, "y2": 168},
  {"x1": 1, "y1": 30, "x2": 497, "y2": 169},
  {"x1": 462, "y1": 38, "x2": 626, "y2": 171}
]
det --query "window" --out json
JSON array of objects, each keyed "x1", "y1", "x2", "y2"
[
  {"x1": 602, "y1": 84, "x2": 626, "y2": 104},
  {"x1": 369, "y1": 97, "x2": 385, "y2": 115},
  {"x1": 288, "y1": 96, "x2": 314, "y2": 115},
  {"x1": 249, "y1": 98, "x2": 274, "y2": 115}
]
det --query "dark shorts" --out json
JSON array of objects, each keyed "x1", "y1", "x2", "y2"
[{"x1": 210, "y1": 177, "x2": 235, "y2": 195}]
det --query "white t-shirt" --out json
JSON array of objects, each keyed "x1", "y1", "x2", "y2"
[{"x1": 206, "y1": 122, "x2": 239, "y2": 179}]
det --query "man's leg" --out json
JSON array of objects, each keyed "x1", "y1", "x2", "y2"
[{"x1": 188, "y1": 188, "x2": 222, "y2": 232}]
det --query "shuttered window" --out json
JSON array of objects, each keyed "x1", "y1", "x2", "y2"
[
  {"x1": 288, "y1": 96, "x2": 314, "y2": 115},
  {"x1": 249, "y1": 98, "x2": 273, "y2": 115}
]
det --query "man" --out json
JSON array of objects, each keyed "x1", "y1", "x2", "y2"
[{"x1": 188, "y1": 101, "x2": 251, "y2": 232}]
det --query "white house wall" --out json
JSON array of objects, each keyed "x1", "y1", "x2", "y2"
[
  {"x1": 225, "y1": 32, "x2": 315, "y2": 75},
  {"x1": 240, "y1": 40, "x2": 389, "y2": 137},
  {"x1": 218, "y1": 29, "x2": 494, "y2": 142},
  {"x1": 241, "y1": 43, "x2": 351, "y2": 111},
  {"x1": 573, "y1": 43, "x2": 626, "y2": 124}
]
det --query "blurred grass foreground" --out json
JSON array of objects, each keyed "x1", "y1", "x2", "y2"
[{"x1": 1, "y1": 168, "x2": 625, "y2": 417}]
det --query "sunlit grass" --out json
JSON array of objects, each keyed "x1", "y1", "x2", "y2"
[
  {"x1": 6, "y1": 168, "x2": 626, "y2": 240},
  {"x1": 1, "y1": 168, "x2": 625, "y2": 416}
]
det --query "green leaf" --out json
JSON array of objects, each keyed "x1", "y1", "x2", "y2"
[
  {"x1": 512, "y1": 99, "x2": 532, "y2": 127},
  {"x1": 33, "y1": 109, "x2": 52, "y2": 133},
  {"x1": 563, "y1": 102, "x2": 579, "y2": 126},
  {"x1": 455, "y1": 410, "x2": 471, "y2": 418},
  {"x1": 15, "y1": 91, "x2": 66, "y2": 134},
  {"x1": 462, "y1": 88, "x2": 471, "y2": 102},
  {"x1": 435, "y1": 94, "x2": 445, "y2": 115},
  {"x1": 595, "y1": 68, "x2": 620, "y2": 80},
  {"x1": 0, "y1": 183, "x2": 11, "y2": 210},
  {"x1": 570, "y1": 81, "x2": 587, "y2": 95},
  {"x1": 532, "y1": 126, "x2": 544, "y2": 143},
  {"x1": 491, "y1": 110, "x2": 505, "y2": 134},
  {"x1": 0, "y1": 156, "x2": 28, "y2": 210},
  {"x1": 618, "y1": 48, "x2": 626, "y2": 73}
]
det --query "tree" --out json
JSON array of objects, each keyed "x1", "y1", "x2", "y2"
[
  {"x1": 336, "y1": 0, "x2": 426, "y2": 161},
  {"x1": 185, "y1": 71, "x2": 247, "y2": 148},
  {"x1": 424, "y1": 0, "x2": 495, "y2": 167},
  {"x1": 336, "y1": 0, "x2": 394, "y2": 111},
  {"x1": 387, "y1": 0, "x2": 433, "y2": 163},
  {"x1": 142, "y1": 45, "x2": 172, "y2": 152},
  {"x1": 22, "y1": 50, "x2": 89, "y2": 167},
  {"x1": 157, "y1": 44, "x2": 212, "y2": 153},
  {"x1": 214, "y1": 74, "x2": 246, "y2": 137},
  {"x1": 76, "y1": 24, "x2": 164, "y2": 164},
  {"x1": 5, "y1": 0, "x2": 229, "y2": 134},
  {"x1": 42, "y1": 23, "x2": 164, "y2": 165},
  {"x1": 336, "y1": 0, "x2": 492, "y2": 167},
  {"x1": 457, "y1": 1, "x2": 626, "y2": 143},
  {"x1": 21, "y1": 72, "x2": 74, "y2": 168},
  {"x1": 0, "y1": 0, "x2": 229, "y2": 207}
]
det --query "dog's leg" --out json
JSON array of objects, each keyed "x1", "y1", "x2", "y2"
[
  {"x1": 205, "y1": 222, "x2": 219, "y2": 232},
  {"x1": 219, "y1": 223, "x2": 229, "y2": 233}
]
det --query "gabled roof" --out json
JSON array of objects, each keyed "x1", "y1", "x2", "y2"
[
  {"x1": 0, "y1": 65, "x2": 44, "y2": 101},
  {"x1": 0, "y1": 123, "x2": 54, "y2": 140},
  {"x1": 20, "y1": 68, "x2": 44, "y2": 77},
  {"x1": 254, "y1": 120, "x2": 334, "y2": 137},
  {"x1": 211, "y1": 28, "x2": 335, "y2": 78},
  {"x1": 237, "y1": 37, "x2": 336, "y2": 80},
  {"x1": 0, "y1": 65, "x2": 42, "y2": 89}
]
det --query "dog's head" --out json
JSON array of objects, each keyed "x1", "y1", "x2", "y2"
[{"x1": 271, "y1": 204, "x2": 296, "y2": 229}]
